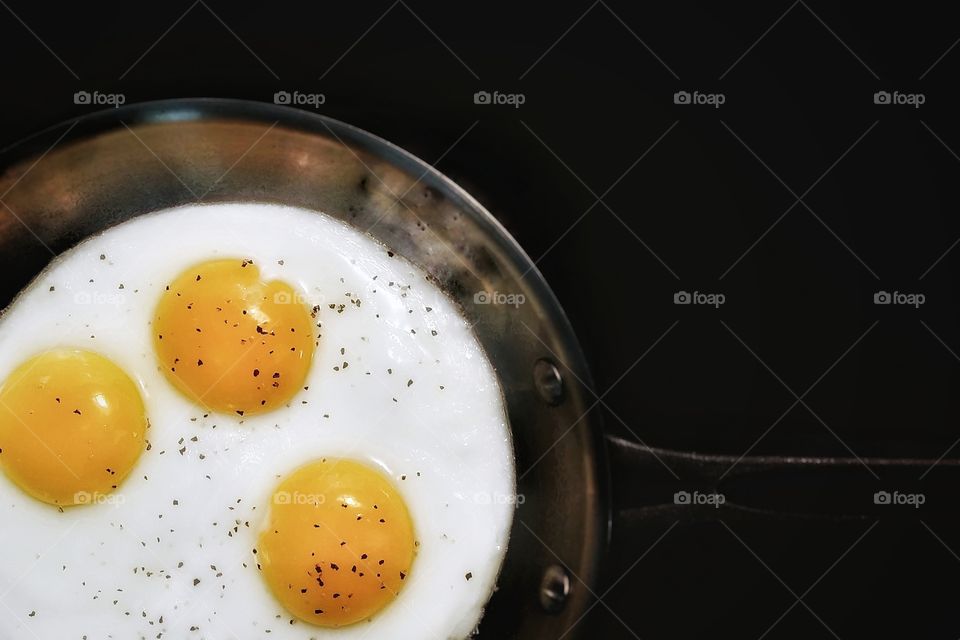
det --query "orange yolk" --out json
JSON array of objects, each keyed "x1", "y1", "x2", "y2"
[
  {"x1": 256, "y1": 459, "x2": 416, "y2": 627},
  {"x1": 0, "y1": 349, "x2": 147, "y2": 506},
  {"x1": 153, "y1": 258, "x2": 316, "y2": 416}
]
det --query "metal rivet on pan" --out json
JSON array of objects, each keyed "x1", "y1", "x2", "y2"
[
  {"x1": 539, "y1": 564, "x2": 571, "y2": 613},
  {"x1": 533, "y1": 358, "x2": 564, "y2": 406}
]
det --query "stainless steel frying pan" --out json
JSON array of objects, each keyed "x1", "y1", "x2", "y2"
[{"x1": 0, "y1": 98, "x2": 606, "y2": 638}]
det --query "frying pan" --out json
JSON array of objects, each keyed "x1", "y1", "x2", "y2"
[{"x1": 0, "y1": 98, "x2": 957, "y2": 639}]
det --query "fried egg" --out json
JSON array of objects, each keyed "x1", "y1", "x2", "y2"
[{"x1": 0, "y1": 203, "x2": 515, "y2": 639}]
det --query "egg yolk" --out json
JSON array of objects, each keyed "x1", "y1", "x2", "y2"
[
  {"x1": 0, "y1": 349, "x2": 147, "y2": 506},
  {"x1": 153, "y1": 258, "x2": 315, "y2": 416},
  {"x1": 256, "y1": 459, "x2": 416, "y2": 627}
]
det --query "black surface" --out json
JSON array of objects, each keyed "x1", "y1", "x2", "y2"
[{"x1": 2, "y1": 1, "x2": 960, "y2": 638}]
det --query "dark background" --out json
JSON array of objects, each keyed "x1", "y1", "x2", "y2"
[{"x1": 3, "y1": 1, "x2": 960, "y2": 638}]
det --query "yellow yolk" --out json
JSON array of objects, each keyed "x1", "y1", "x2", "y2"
[
  {"x1": 256, "y1": 459, "x2": 416, "y2": 627},
  {"x1": 0, "y1": 349, "x2": 147, "y2": 506},
  {"x1": 153, "y1": 258, "x2": 316, "y2": 416}
]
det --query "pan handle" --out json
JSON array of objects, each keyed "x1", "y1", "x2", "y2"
[{"x1": 606, "y1": 435, "x2": 960, "y2": 529}]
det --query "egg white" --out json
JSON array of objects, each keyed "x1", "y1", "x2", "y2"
[{"x1": 0, "y1": 203, "x2": 515, "y2": 640}]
